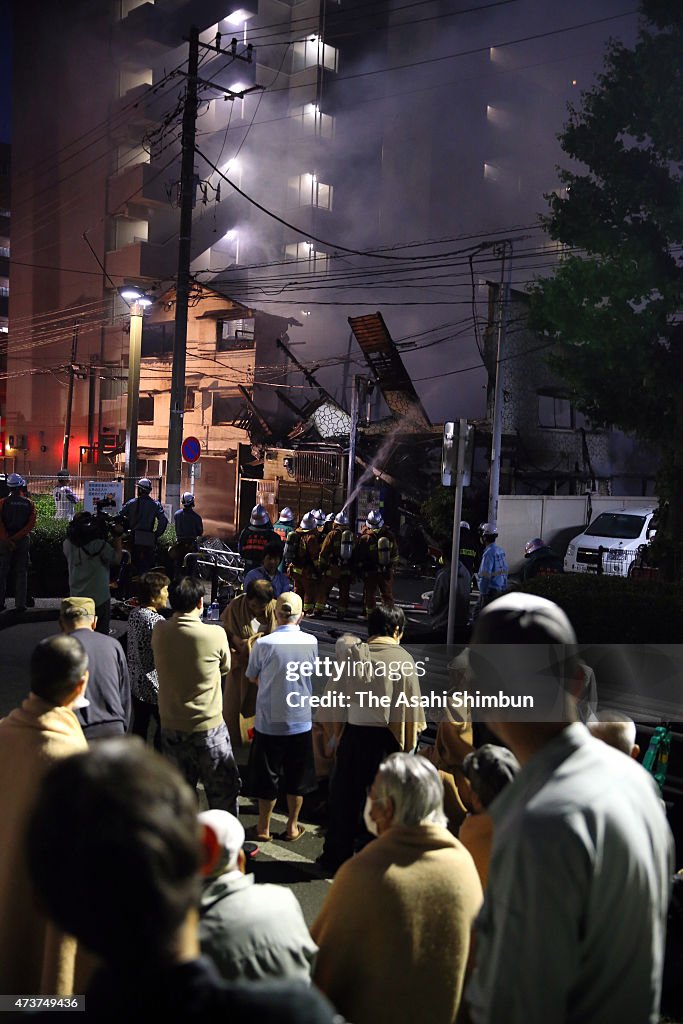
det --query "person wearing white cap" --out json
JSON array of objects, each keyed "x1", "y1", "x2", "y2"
[
  {"x1": 198, "y1": 809, "x2": 317, "y2": 983},
  {"x1": 243, "y1": 591, "x2": 318, "y2": 842},
  {"x1": 465, "y1": 592, "x2": 674, "y2": 1024}
]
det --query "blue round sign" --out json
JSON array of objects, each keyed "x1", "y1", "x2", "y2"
[{"x1": 181, "y1": 436, "x2": 201, "y2": 463}]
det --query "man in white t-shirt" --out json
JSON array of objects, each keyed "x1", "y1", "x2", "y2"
[{"x1": 244, "y1": 592, "x2": 318, "y2": 842}]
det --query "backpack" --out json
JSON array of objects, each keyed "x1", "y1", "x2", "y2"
[{"x1": 1, "y1": 493, "x2": 32, "y2": 536}]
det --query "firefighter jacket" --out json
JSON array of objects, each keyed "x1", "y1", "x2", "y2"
[
  {"x1": 319, "y1": 526, "x2": 355, "y2": 573},
  {"x1": 237, "y1": 524, "x2": 275, "y2": 572},
  {"x1": 285, "y1": 528, "x2": 320, "y2": 572},
  {"x1": 354, "y1": 526, "x2": 399, "y2": 576}
]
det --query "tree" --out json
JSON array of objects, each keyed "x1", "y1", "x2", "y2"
[{"x1": 528, "y1": 1, "x2": 683, "y2": 574}]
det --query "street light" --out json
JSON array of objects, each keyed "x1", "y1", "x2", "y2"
[{"x1": 119, "y1": 285, "x2": 153, "y2": 502}]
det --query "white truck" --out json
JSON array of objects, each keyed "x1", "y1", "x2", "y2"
[{"x1": 563, "y1": 507, "x2": 658, "y2": 577}]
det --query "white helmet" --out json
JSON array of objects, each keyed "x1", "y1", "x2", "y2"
[
  {"x1": 366, "y1": 509, "x2": 384, "y2": 530},
  {"x1": 459, "y1": 520, "x2": 470, "y2": 530},
  {"x1": 250, "y1": 503, "x2": 271, "y2": 527},
  {"x1": 137, "y1": 477, "x2": 152, "y2": 494},
  {"x1": 278, "y1": 507, "x2": 294, "y2": 523},
  {"x1": 524, "y1": 537, "x2": 545, "y2": 557},
  {"x1": 334, "y1": 510, "x2": 350, "y2": 526},
  {"x1": 312, "y1": 508, "x2": 325, "y2": 527},
  {"x1": 181, "y1": 492, "x2": 195, "y2": 507},
  {"x1": 7, "y1": 473, "x2": 25, "y2": 489},
  {"x1": 300, "y1": 512, "x2": 317, "y2": 530},
  {"x1": 481, "y1": 522, "x2": 498, "y2": 537},
  {"x1": 325, "y1": 512, "x2": 335, "y2": 523}
]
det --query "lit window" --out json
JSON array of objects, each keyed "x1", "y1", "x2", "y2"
[
  {"x1": 291, "y1": 103, "x2": 334, "y2": 138},
  {"x1": 284, "y1": 242, "x2": 329, "y2": 272},
  {"x1": 288, "y1": 173, "x2": 333, "y2": 210},
  {"x1": 217, "y1": 318, "x2": 255, "y2": 351},
  {"x1": 292, "y1": 36, "x2": 338, "y2": 73}
]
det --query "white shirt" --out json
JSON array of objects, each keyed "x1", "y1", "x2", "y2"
[
  {"x1": 246, "y1": 625, "x2": 318, "y2": 736},
  {"x1": 466, "y1": 723, "x2": 674, "y2": 1024}
]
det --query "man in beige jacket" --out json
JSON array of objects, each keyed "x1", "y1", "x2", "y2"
[
  {"x1": 152, "y1": 576, "x2": 240, "y2": 813},
  {"x1": 0, "y1": 635, "x2": 89, "y2": 995},
  {"x1": 312, "y1": 753, "x2": 482, "y2": 1024}
]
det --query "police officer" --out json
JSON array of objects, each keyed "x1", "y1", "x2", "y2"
[
  {"x1": 284, "y1": 511, "x2": 322, "y2": 615},
  {"x1": 0, "y1": 473, "x2": 36, "y2": 612},
  {"x1": 355, "y1": 509, "x2": 399, "y2": 617},
  {"x1": 519, "y1": 537, "x2": 564, "y2": 582},
  {"x1": 53, "y1": 470, "x2": 78, "y2": 522},
  {"x1": 318, "y1": 509, "x2": 355, "y2": 619},
  {"x1": 476, "y1": 522, "x2": 508, "y2": 608},
  {"x1": 172, "y1": 493, "x2": 204, "y2": 578},
  {"x1": 237, "y1": 504, "x2": 275, "y2": 573},
  {"x1": 120, "y1": 478, "x2": 168, "y2": 577}
]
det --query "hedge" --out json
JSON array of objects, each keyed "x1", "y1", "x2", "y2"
[
  {"x1": 26, "y1": 520, "x2": 177, "y2": 598},
  {"x1": 516, "y1": 574, "x2": 683, "y2": 643}
]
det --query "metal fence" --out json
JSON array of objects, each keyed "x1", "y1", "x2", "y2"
[{"x1": 0, "y1": 474, "x2": 163, "y2": 524}]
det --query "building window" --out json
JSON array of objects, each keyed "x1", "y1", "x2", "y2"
[
  {"x1": 212, "y1": 393, "x2": 244, "y2": 425},
  {"x1": 184, "y1": 387, "x2": 195, "y2": 411},
  {"x1": 139, "y1": 396, "x2": 155, "y2": 423},
  {"x1": 288, "y1": 173, "x2": 333, "y2": 210},
  {"x1": 292, "y1": 36, "x2": 338, "y2": 73},
  {"x1": 291, "y1": 103, "x2": 334, "y2": 138},
  {"x1": 141, "y1": 322, "x2": 174, "y2": 358},
  {"x1": 216, "y1": 318, "x2": 255, "y2": 351},
  {"x1": 284, "y1": 242, "x2": 329, "y2": 272},
  {"x1": 537, "y1": 392, "x2": 587, "y2": 430}
]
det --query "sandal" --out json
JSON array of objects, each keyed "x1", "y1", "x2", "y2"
[
  {"x1": 280, "y1": 825, "x2": 306, "y2": 842},
  {"x1": 245, "y1": 825, "x2": 272, "y2": 842}
]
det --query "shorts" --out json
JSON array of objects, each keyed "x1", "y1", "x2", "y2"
[{"x1": 244, "y1": 728, "x2": 317, "y2": 800}]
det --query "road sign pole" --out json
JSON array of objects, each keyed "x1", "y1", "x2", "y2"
[
  {"x1": 190, "y1": 462, "x2": 195, "y2": 496},
  {"x1": 447, "y1": 419, "x2": 468, "y2": 646}
]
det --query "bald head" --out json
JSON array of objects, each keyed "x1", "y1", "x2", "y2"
[{"x1": 588, "y1": 712, "x2": 639, "y2": 759}]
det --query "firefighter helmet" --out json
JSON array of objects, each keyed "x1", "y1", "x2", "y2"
[
  {"x1": 250, "y1": 504, "x2": 271, "y2": 527},
  {"x1": 459, "y1": 520, "x2": 470, "y2": 531},
  {"x1": 312, "y1": 509, "x2": 325, "y2": 527},
  {"x1": 366, "y1": 510, "x2": 384, "y2": 530},
  {"x1": 524, "y1": 537, "x2": 545, "y2": 557},
  {"x1": 278, "y1": 507, "x2": 294, "y2": 523},
  {"x1": 181, "y1": 492, "x2": 195, "y2": 507},
  {"x1": 334, "y1": 509, "x2": 350, "y2": 526},
  {"x1": 300, "y1": 512, "x2": 317, "y2": 530}
]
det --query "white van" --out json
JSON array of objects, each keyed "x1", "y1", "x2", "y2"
[{"x1": 563, "y1": 507, "x2": 658, "y2": 577}]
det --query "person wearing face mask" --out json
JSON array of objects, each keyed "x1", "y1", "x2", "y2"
[
  {"x1": 0, "y1": 635, "x2": 90, "y2": 996},
  {"x1": 316, "y1": 605, "x2": 427, "y2": 875},
  {"x1": 220, "y1": 579, "x2": 277, "y2": 747},
  {"x1": 311, "y1": 753, "x2": 483, "y2": 1024}
]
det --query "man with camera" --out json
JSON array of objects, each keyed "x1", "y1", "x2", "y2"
[{"x1": 63, "y1": 509, "x2": 123, "y2": 635}]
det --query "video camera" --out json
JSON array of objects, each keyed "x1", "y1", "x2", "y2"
[{"x1": 67, "y1": 506, "x2": 127, "y2": 548}]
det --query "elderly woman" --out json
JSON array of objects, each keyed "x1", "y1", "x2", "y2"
[
  {"x1": 312, "y1": 754, "x2": 482, "y2": 1024},
  {"x1": 220, "y1": 579, "x2": 277, "y2": 746}
]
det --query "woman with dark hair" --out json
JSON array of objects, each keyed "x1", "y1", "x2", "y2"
[{"x1": 127, "y1": 571, "x2": 170, "y2": 749}]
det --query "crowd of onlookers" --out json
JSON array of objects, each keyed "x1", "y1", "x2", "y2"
[{"x1": 0, "y1": 475, "x2": 681, "y2": 1019}]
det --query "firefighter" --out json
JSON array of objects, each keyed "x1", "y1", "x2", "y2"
[
  {"x1": 519, "y1": 537, "x2": 563, "y2": 582},
  {"x1": 284, "y1": 511, "x2": 322, "y2": 615},
  {"x1": 273, "y1": 506, "x2": 295, "y2": 571},
  {"x1": 322, "y1": 512, "x2": 335, "y2": 538},
  {"x1": 171, "y1": 493, "x2": 204, "y2": 578},
  {"x1": 318, "y1": 510, "x2": 355, "y2": 619},
  {"x1": 0, "y1": 473, "x2": 36, "y2": 612},
  {"x1": 312, "y1": 509, "x2": 326, "y2": 533},
  {"x1": 53, "y1": 469, "x2": 78, "y2": 522},
  {"x1": 120, "y1": 478, "x2": 168, "y2": 577},
  {"x1": 458, "y1": 520, "x2": 479, "y2": 575},
  {"x1": 237, "y1": 504, "x2": 275, "y2": 573},
  {"x1": 355, "y1": 509, "x2": 398, "y2": 617}
]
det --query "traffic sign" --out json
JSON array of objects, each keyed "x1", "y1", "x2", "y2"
[{"x1": 181, "y1": 436, "x2": 201, "y2": 463}]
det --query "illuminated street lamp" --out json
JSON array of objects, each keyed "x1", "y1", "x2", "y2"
[{"x1": 119, "y1": 285, "x2": 153, "y2": 501}]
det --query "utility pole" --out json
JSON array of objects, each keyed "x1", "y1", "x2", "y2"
[
  {"x1": 487, "y1": 241, "x2": 512, "y2": 526},
  {"x1": 166, "y1": 24, "x2": 200, "y2": 515},
  {"x1": 447, "y1": 419, "x2": 469, "y2": 646},
  {"x1": 61, "y1": 320, "x2": 80, "y2": 470},
  {"x1": 123, "y1": 301, "x2": 144, "y2": 501},
  {"x1": 345, "y1": 374, "x2": 360, "y2": 522}
]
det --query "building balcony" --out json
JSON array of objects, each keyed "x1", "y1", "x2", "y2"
[
  {"x1": 105, "y1": 240, "x2": 173, "y2": 284},
  {"x1": 107, "y1": 162, "x2": 173, "y2": 215}
]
